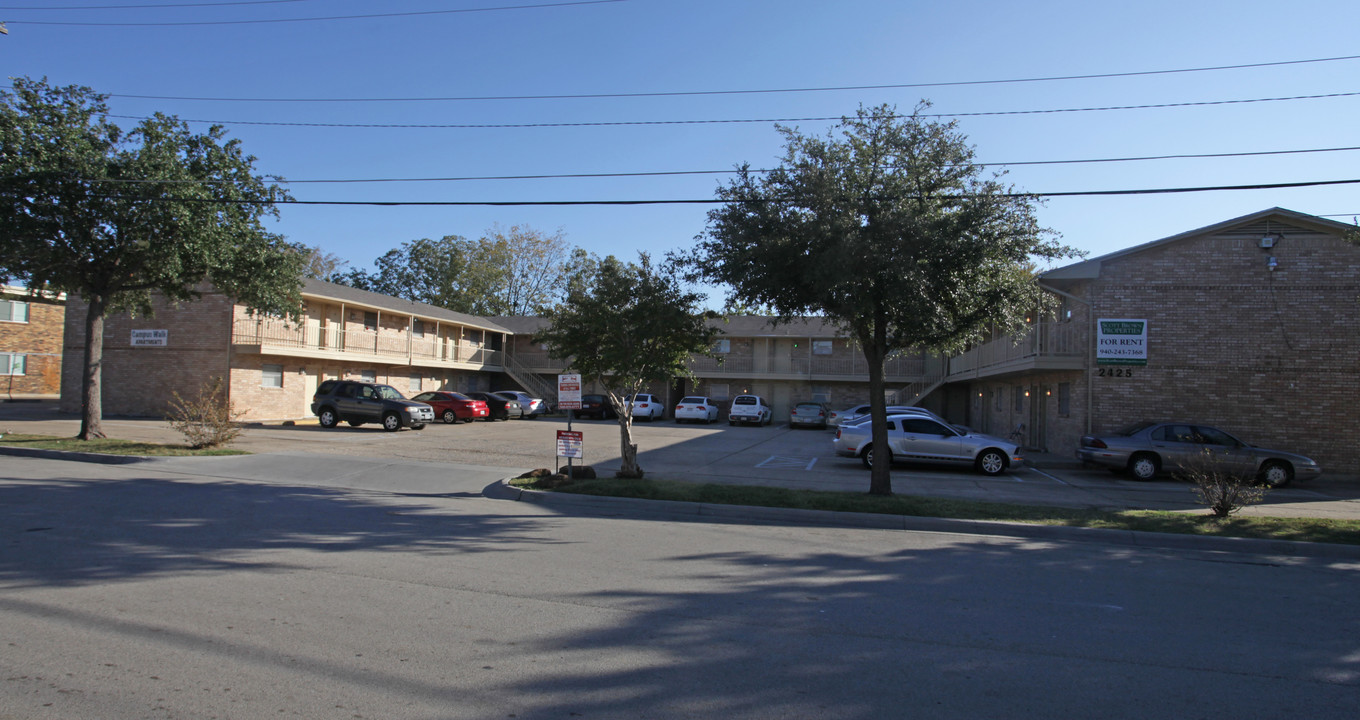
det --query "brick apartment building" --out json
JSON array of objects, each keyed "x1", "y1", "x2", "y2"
[
  {"x1": 59, "y1": 207, "x2": 1357, "y2": 473},
  {"x1": 59, "y1": 279, "x2": 521, "y2": 420},
  {"x1": 937, "y1": 207, "x2": 1360, "y2": 474},
  {"x1": 1, "y1": 284, "x2": 65, "y2": 400},
  {"x1": 495, "y1": 315, "x2": 944, "y2": 419}
]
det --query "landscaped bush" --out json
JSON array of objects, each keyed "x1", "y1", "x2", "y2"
[
  {"x1": 1178, "y1": 448, "x2": 1268, "y2": 518},
  {"x1": 165, "y1": 377, "x2": 244, "y2": 449}
]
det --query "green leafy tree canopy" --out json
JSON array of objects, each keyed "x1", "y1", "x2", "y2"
[
  {"x1": 683, "y1": 103, "x2": 1080, "y2": 494},
  {"x1": 0, "y1": 77, "x2": 305, "y2": 438}
]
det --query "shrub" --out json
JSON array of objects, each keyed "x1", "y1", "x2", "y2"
[
  {"x1": 1178, "y1": 448, "x2": 1268, "y2": 518},
  {"x1": 165, "y1": 377, "x2": 244, "y2": 449}
]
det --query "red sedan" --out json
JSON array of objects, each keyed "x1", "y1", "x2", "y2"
[{"x1": 411, "y1": 391, "x2": 490, "y2": 424}]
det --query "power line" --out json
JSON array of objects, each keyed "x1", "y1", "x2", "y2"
[
  {"x1": 0, "y1": 0, "x2": 626, "y2": 26},
  {"x1": 0, "y1": 0, "x2": 313, "y2": 9},
  {"x1": 36, "y1": 53, "x2": 1360, "y2": 103},
  {"x1": 77, "y1": 177, "x2": 1360, "y2": 206},
  {"x1": 103, "y1": 90, "x2": 1360, "y2": 130},
  {"x1": 75, "y1": 144, "x2": 1360, "y2": 185}
]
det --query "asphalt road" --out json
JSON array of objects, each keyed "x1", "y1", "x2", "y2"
[{"x1": 3, "y1": 452, "x2": 1359, "y2": 719}]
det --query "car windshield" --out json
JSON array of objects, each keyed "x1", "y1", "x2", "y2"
[
  {"x1": 734, "y1": 397, "x2": 756, "y2": 405},
  {"x1": 375, "y1": 385, "x2": 405, "y2": 401},
  {"x1": 796, "y1": 404, "x2": 821, "y2": 410},
  {"x1": 448, "y1": 392, "x2": 471, "y2": 400},
  {"x1": 680, "y1": 397, "x2": 706, "y2": 404}
]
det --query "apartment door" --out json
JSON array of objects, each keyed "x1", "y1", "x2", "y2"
[
  {"x1": 302, "y1": 370, "x2": 318, "y2": 418},
  {"x1": 1029, "y1": 384, "x2": 1047, "y2": 451}
]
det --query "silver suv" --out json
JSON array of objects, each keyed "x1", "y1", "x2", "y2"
[{"x1": 311, "y1": 380, "x2": 434, "y2": 432}]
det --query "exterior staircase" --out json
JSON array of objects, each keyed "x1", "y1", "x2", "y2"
[{"x1": 502, "y1": 353, "x2": 559, "y2": 408}]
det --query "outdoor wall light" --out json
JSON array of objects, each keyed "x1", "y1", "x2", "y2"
[
  {"x1": 1024, "y1": 390, "x2": 1030, "y2": 397},
  {"x1": 1267, "y1": 256, "x2": 1278, "y2": 271},
  {"x1": 1046, "y1": 389, "x2": 1052, "y2": 396}
]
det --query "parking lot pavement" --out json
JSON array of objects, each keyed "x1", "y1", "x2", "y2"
[{"x1": 5, "y1": 402, "x2": 1360, "y2": 518}]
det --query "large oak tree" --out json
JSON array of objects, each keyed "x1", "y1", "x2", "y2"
[
  {"x1": 684, "y1": 104, "x2": 1078, "y2": 495},
  {"x1": 0, "y1": 78, "x2": 305, "y2": 439}
]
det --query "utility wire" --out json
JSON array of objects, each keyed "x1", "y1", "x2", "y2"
[
  {"x1": 77, "y1": 177, "x2": 1360, "y2": 206},
  {"x1": 34, "y1": 53, "x2": 1360, "y2": 103},
  {"x1": 0, "y1": 0, "x2": 313, "y2": 8},
  {"x1": 0, "y1": 0, "x2": 627, "y2": 26},
  {"x1": 103, "y1": 90, "x2": 1360, "y2": 130},
  {"x1": 74, "y1": 144, "x2": 1360, "y2": 185}
]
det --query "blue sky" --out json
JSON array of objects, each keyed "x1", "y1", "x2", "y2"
[{"x1": 4, "y1": 0, "x2": 1359, "y2": 302}]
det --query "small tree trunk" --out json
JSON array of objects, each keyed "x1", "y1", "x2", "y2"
[
  {"x1": 616, "y1": 411, "x2": 642, "y2": 478},
  {"x1": 78, "y1": 295, "x2": 107, "y2": 440}
]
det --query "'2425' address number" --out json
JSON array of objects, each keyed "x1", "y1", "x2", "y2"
[{"x1": 1097, "y1": 368, "x2": 1135, "y2": 378}]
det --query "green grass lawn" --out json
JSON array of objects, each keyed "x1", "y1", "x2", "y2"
[
  {"x1": 0, "y1": 432, "x2": 247, "y2": 457},
  {"x1": 510, "y1": 474, "x2": 1360, "y2": 547}
]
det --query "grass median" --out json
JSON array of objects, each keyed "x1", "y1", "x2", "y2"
[
  {"x1": 510, "y1": 474, "x2": 1360, "y2": 547},
  {"x1": 0, "y1": 432, "x2": 247, "y2": 457}
]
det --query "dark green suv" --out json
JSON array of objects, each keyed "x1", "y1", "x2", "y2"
[{"x1": 311, "y1": 380, "x2": 434, "y2": 431}]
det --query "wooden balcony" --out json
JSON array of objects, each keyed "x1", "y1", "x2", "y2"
[
  {"x1": 946, "y1": 322, "x2": 1086, "y2": 380},
  {"x1": 231, "y1": 318, "x2": 504, "y2": 370}
]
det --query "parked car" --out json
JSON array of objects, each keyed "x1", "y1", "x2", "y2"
[
  {"x1": 1077, "y1": 421, "x2": 1322, "y2": 486},
  {"x1": 411, "y1": 391, "x2": 489, "y2": 424},
  {"x1": 830, "y1": 404, "x2": 939, "y2": 427},
  {"x1": 466, "y1": 391, "x2": 522, "y2": 421},
  {"x1": 833, "y1": 413, "x2": 1020, "y2": 475},
  {"x1": 674, "y1": 396, "x2": 720, "y2": 424},
  {"x1": 497, "y1": 390, "x2": 547, "y2": 418},
  {"x1": 728, "y1": 395, "x2": 772, "y2": 426},
  {"x1": 311, "y1": 380, "x2": 434, "y2": 432},
  {"x1": 626, "y1": 393, "x2": 665, "y2": 421},
  {"x1": 576, "y1": 393, "x2": 616, "y2": 420},
  {"x1": 789, "y1": 401, "x2": 830, "y2": 429}
]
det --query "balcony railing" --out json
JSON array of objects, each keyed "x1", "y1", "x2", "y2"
[
  {"x1": 947, "y1": 321, "x2": 1085, "y2": 377},
  {"x1": 231, "y1": 318, "x2": 503, "y2": 367}
]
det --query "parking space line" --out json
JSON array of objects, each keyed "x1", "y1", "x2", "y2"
[{"x1": 756, "y1": 456, "x2": 819, "y2": 471}]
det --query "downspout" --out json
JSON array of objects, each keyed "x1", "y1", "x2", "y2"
[{"x1": 1038, "y1": 281, "x2": 1094, "y2": 435}]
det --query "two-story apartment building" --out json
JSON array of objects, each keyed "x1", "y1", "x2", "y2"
[
  {"x1": 59, "y1": 278, "x2": 526, "y2": 420},
  {"x1": 937, "y1": 207, "x2": 1359, "y2": 473},
  {"x1": 1, "y1": 284, "x2": 65, "y2": 401},
  {"x1": 494, "y1": 315, "x2": 948, "y2": 420}
]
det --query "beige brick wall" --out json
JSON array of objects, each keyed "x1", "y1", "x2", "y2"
[{"x1": 61, "y1": 291, "x2": 234, "y2": 417}]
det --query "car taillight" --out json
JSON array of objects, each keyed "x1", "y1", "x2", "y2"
[
  {"x1": 1087, "y1": 438, "x2": 1108, "y2": 449},
  {"x1": 835, "y1": 429, "x2": 842, "y2": 439}
]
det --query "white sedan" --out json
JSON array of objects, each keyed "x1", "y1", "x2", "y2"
[
  {"x1": 833, "y1": 413, "x2": 1022, "y2": 475},
  {"x1": 674, "y1": 396, "x2": 720, "y2": 424}
]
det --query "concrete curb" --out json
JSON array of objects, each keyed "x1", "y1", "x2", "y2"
[
  {"x1": 0, "y1": 445, "x2": 153, "y2": 465},
  {"x1": 496, "y1": 479, "x2": 1360, "y2": 560}
]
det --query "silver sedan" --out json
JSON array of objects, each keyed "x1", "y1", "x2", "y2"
[
  {"x1": 1076, "y1": 421, "x2": 1321, "y2": 486},
  {"x1": 833, "y1": 413, "x2": 1022, "y2": 476}
]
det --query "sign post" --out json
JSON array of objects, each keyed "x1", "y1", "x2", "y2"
[{"x1": 557, "y1": 374, "x2": 583, "y2": 476}]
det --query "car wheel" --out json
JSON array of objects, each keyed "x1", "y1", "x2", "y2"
[
  {"x1": 1258, "y1": 460, "x2": 1294, "y2": 488},
  {"x1": 347, "y1": 421, "x2": 364, "y2": 427},
  {"x1": 441, "y1": 410, "x2": 458, "y2": 424},
  {"x1": 1128, "y1": 453, "x2": 1159, "y2": 481},
  {"x1": 728, "y1": 419, "x2": 735, "y2": 426},
  {"x1": 975, "y1": 449, "x2": 1007, "y2": 476},
  {"x1": 382, "y1": 412, "x2": 402, "y2": 432},
  {"x1": 462, "y1": 417, "x2": 475, "y2": 424},
  {"x1": 318, "y1": 408, "x2": 339, "y2": 428},
  {"x1": 410, "y1": 423, "x2": 426, "y2": 431},
  {"x1": 861, "y1": 444, "x2": 890, "y2": 469}
]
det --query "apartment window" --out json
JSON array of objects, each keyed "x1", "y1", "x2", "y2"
[
  {"x1": 713, "y1": 339, "x2": 730, "y2": 354},
  {"x1": 811, "y1": 384, "x2": 830, "y2": 403},
  {"x1": 0, "y1": 353, "x2": 25, "y2": 375},
  {"x1": 261, "y1": 364, "x2": 283, "y2": 388},
  {"x1": 360, "y1": 369, "x2": 377, "y2": 383},
  {"x1": 709, "y1": 383, "x2": 729, "y2": 400},
  {"x1": 412, "y1": 319, "x2": 425, "y2": 338},
  {"x1": 363, "y1": 311, "x2": 378, "y2": 332},
  {"x1": 0, "y1": 299, "x2": 29, "y2": 323},
  {"x1": 1013, "y1": 385, "x2": 1024, "y2": 412},
  {"x1": 812, "y1": 340, "x2": 833, "y2": 355},
  {"x1": 409, "y1": 373, "x2": 422, "y2": 393},
  {"x1": 1058, "y1": 382, "x2": 1071, "y2": 416}
]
